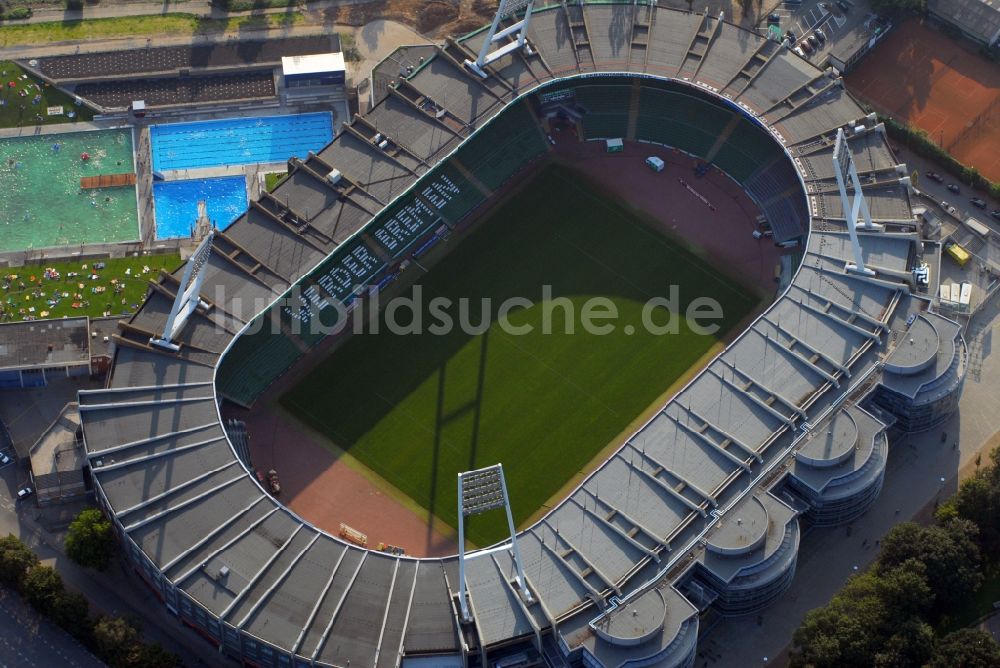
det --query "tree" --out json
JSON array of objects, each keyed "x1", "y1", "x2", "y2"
[
  {"x1": 873, "y1": 618, "x2": 935, "y2": 668},
  {"x1": 65, "y1": 508, "x2": 115, "y2": 571},
  {"x1": 931, "y1": 628, "x2": 1000, "y2": 668},
  {"x1": 93, "y1": 616, "x2": 140, "y2": 668},
  {"x1": 877, "y1": 520, "x2": 982, "y2": 615},
  {"x1": 128, "y1": 641, "x2": 181, "y2": 668},
  {"x1": 0, "y1": 533, "x2": 39, "y2": 589},
  {"x1": 945, "y1": 447, "x2": 1000, "y2": 561},
  {"x1": 22, "y1": 565, "x2": 66, "y2": 615},
  {"x1": 49, "y1": 590, "x2": 93, "y2": 643}
]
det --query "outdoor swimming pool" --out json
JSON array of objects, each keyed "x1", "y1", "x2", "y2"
[
  {"x1": 150, "y1": 112, "x2": 333, "y2": 172},
  {"x1": 0, "y1": 129, "x2": 138, "y2": 252},
  {"x1": 152, "y1": 176, "x2": 248, "y2": 239}
]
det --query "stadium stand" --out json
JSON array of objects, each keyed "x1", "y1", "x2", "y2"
[
  {"x1": 712, "y1": 120, "x2": 781, "y2": 183},
  {"x1": 575, "y1": 83, "x2": 632, "y2": 139},
  {"x1": 215, "y1": 323, "x2": 303, "y2": 407},
  {"x1": 75, "y1": 72, "x2": 276, "y2": 109},
  {"x1": 635, "y1": 85, "x2": 734, "y2": 157},
  {"x1": 76, "y1": 5, "x2": 962, "y2": 668},
  {"x1": 451, "y1": 98, "x2": 548, "y2": 191},
  {"x1": 32, "y1": 36, "x2": 335, "y2": 81},
  {"x1": 421, "y1": 160, "x2": 485, "y2": 223}
]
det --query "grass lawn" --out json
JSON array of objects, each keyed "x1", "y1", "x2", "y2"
[
  {"x1": 264, "y1": 172, "x2": 287, "y2": 192},
  {"x1": 281, "y1": 165, "x2": 759, "y2": 546},
  {"x1": 0, "y1": 12, "x2": 303, "y2": 47},
  {"x1": 1, "y1": 253, "x2": 180, "y2": 321},
  {"x1": 0, "y1": 61, "x2": 94, "y2": 128}
]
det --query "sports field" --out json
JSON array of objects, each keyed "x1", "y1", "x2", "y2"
[
  {"x1": 845, "y1": 18, "x2": 1000, "y2": 182},
  {"x1": 280, "y1": 165, "x2": 759, "y2": 546}
]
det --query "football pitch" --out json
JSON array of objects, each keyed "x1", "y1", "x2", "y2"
[{"x1": 280, "y1": 164, "x2": 760, "y2": 546}]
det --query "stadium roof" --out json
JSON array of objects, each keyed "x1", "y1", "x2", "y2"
[{"x1": 78, "y1": 5, "x2": 926, "y2": 666}]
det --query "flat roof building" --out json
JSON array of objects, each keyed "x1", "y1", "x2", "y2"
[
  {"x1": 929, "y1": 0, "x2": 1000, "y2": 47},
  {"x1": 281, "y1": 52, "x2": 346, "y2": 92},
  {"x1": 0, "y1": 317, "x2": 91, "y2": 389}
]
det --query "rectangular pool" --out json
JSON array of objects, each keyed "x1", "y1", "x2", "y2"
[
  {"x1": 0, "y1": 128, "x2": 138, "y2": 252},
  {"x1": 150, "y1": 112, "x2": 333, "y2": 172},
  {"x1": 153, "y1": 176, "x2": 248, "y2": 239}
]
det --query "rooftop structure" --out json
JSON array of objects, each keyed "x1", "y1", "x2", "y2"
[
  {"x1": 28, "y1": 403, "x2": 88, "y2": 506},
  {"x1": 75, "y1": 4, "x2": 964, "y2": 667},
  {"x1": 929, "y1": 0, "x2": 1000, "y2": 47},
  {"x1": 0, "y1": 317, "x2": 91, "y2": 389}
]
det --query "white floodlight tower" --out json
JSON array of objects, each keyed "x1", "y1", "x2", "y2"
[
  {"x1": 457, "y1": 464, "x2": 532, "y2": 622},
  {"x1": 832, "y1": 128, "x2": 882, "y2": 276},
  {"x1": 150, "y1": 231, "x2": 214, "y2": 351},
  {"x1": 465, "y1": 0, "x2": 535, "y2": 78}
]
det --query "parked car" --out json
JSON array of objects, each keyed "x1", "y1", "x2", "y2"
[
  {"x1": 800, "y1": 40, "x2": 814, "y2": 55},
  {"x1": 970, "y1": 197, "x2": 986, "y2": 208},
  {"x1": 991, "y1": 210, "x2": 1000, "y2": 221},
  {"x1": 815, "y1": 28, "x2": 827, "y2": 43},
  {"x1": 16, "y1": 487, "x2": 32, "y2": 500},
  {"x1": 947, "y1": 184, "x2": 960, "y2": 194},
  {"x1": 794, "y1": 46, "x2": 806, "y2": 57},
  {"x1": 807, "y1": 35, "x2": 820, "y2": 49},
  {"x1": 768, "y1": 12, "x2": 781, "y2": 25},
  {"x1": 0, "y1": 453, "x2": 10, "y2": 466},
  {"x1": 926, "y1": 171, "x2": 944, "y2": 183},
  {"x1": 786, "y1": 30, "x2": 797, "y2": 42}
]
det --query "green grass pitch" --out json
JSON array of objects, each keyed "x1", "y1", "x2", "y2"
[{"x1": 280, "y1": 164, "x2": 759, "y2": 546}]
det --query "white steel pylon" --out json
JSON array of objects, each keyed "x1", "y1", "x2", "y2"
[
  {"x1": 150, "y1": 231, "x2": 214, "y2": 351},
  {"x1": 457, "y1": 464, "x2": 532, "y2": 622},
  {"x1": 465, "y1": 0, "x2": 535, "y2": 78},
  {"x1": 832, "y1": 127, "x2": 882, "y2": 276}
]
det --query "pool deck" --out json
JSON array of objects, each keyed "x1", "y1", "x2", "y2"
[{"x1": 157, "y1": 161, "x2": 284, "y2": 206}]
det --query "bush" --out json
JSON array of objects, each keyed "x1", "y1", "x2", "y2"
[
  {"x1": 0, "y1": 533, "x2": 39, "y2": 589},
  {"x1": 23, "y1": 565, "x2": 66, "y2": 615},
  {"x1": 5, "y1": 6, "x2": 32, "y2": 20},
  {"x1": 93, "y1": 615, "x2": 180, "y2": 668},
  {"x1": 65, "y1": 508, "x2": 115, "y2": 571}
]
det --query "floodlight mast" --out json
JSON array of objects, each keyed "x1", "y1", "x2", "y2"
[
  {"x1": 465, "y1": 0, "x2": 535, "y2": 78},
  {"x1": 150, "y1": 231, "x2": 214, "y2": 351},
  {"x1": 457, "y1": 464, "x2": 532, "y2": 622},
  {"x1": 832, "y1": 128, "x2": 882, "y2": 277}
]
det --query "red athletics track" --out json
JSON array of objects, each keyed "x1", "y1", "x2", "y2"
[{"x1": 227, "y1": 135, "x2": 787, "y2": 557}]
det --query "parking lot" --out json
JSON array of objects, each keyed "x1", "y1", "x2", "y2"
[{"x1": 763, "y1": 0, "x2": 873, "y2": 65}]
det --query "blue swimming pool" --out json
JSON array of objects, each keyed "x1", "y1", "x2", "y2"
[
  {"x1": 150, "y1": 112, "x2": 333, "y2": 172},
  {"x1": 153, "y1": 176, "x2": 248, "y2": 239}
]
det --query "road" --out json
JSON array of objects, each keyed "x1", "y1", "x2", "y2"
[{"x1": 0, "y1": 587, "x2": 105, "y2": 668}]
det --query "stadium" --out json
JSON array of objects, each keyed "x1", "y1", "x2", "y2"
[{"x1": 76, "y1": 3, "x2": 967, "y2": 668}]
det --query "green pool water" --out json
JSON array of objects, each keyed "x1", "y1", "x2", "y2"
[{"x1": 0, "y1": 128, "x2": 138, "y2": 252}]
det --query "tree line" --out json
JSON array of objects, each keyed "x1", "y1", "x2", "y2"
[
  {"x1": 0, "y1": 529, "x2": 178, "y2": 668},
  {"x1": 790, "y1": 446, "x2": 1000, "y2": 667}
]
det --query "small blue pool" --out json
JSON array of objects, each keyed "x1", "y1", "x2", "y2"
[
  {"x1": 150, "y1": 112, "x2": 333, "y2": 172},
  {"x1": 153, "y1": 176, "x2": 248, "y2": 239}
]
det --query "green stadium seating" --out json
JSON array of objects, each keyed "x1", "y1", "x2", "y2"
[
  {"x1": 429, "y1": 161, "x2": 487, "y2": 223},
  {"x1": 216, "y1": 319, "x2": 303, "y2": 406},
  {"x1": 575, "y1": 84, "x2": 631, "y2": 139},
  {"x1": 635, "y1": 86, "x2": 733, "y2": 158},
  {"x1": 455, "y1": 100, "x2": 548, "y2": 191},
  {"x1": 712, "y1": 119, "x2": 779, "y2": 183}
]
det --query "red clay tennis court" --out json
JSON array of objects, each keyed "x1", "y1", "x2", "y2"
[{"x1": 846, "y1": 18, "x2": 1000, "y2": 182}]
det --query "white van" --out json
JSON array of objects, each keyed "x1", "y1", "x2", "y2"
[{"x1": 645, "y1": 156, "x2": 665, "y2": 172}]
